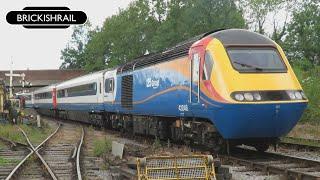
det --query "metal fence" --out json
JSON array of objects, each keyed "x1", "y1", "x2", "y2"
[{"x1": 137, "y1": 155, "x2": 216, "y2": 180}]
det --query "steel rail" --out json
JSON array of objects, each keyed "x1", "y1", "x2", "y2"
[
  {"x1": 220, "y1": 148, "x2": 320, "y2": 180},
  {"x1": 283, "y1": 137, "x2": 320, "y2": 144},
  {"x1": 18, "y1": 126, "x2": 60, "y2": 180},
  {"x1": 5, "y1": 124, "x2": 61, "y2": 180},
  {"x1": 5, "y1": 148, "x2": 33, "y2": 180},
  {"x1": 0, "y1": 136, "x2": 29, "y2": 148},
  {"x1": 280, "y1": 137, "x2": 320, "y2": 151},
  {"x1": 18, "y1": 126, "x2": 59, "y2": 180},
  {"x1": 279, "y1": 141, "x2": 320, "y2": 151},
  {"x1": 76, "y1": 127, "x2": 84, "y2": 180}
]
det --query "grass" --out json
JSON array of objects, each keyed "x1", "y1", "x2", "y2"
[
  {"x1": 0, "y1": 124, "x2": 26, "y2": 144},
  {"x1": 0, "y1": 157, "x2": 18, "y2": 166},
  {"x1": 287, "y1": 122, "x2": 320, "y2": 140},
  {"x1": 18, "y1": 123, "x2": 53, "y2": 145},
  {"x1": 0, "y1": 121, "x2": 54, "y2": 145},
  {"x1": 93, "y1": 137, "x2": 112, "y2": 157}
]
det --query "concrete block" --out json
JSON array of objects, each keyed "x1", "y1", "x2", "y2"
[{"x1": 112, "y1": 141, "x2": 124, "y2": 159}]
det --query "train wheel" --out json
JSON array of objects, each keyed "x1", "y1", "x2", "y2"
[
  {"x1": 212, "y1": 138, "x2": 227, "y2": 154},
  {"x1": 254, "y1": 143, "x2": 269, "y2": 152}
]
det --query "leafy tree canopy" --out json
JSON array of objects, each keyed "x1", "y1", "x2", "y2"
[
  {"x1": 285, "y1": 0, "x2": 320, "y2": 65},
  {"x1": 61, "y1": 0, "x2": 245, "y2": 72}
]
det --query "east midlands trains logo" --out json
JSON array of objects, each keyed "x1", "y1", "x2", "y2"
[{"x1": 6, "y1": 7, "x2": 87, "y2": 29}]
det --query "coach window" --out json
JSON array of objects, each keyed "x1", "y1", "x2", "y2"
[
  {"x1": 58, "y1": 90, "x2": 66, "y2": 98},
  {"x1": 105, "y1": 78, "x2": 114, "y2": 93},
  {"x1": 67, "y1": 83, "x2": 97, "y2": 97},
  {"x1": 203, "y1": 50, "x2": 214, "y2": 80}
]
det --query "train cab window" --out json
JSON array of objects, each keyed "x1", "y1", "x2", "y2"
[
  {"x1": 203, "y1": 50, "x2": 214, "y2": 80},
  {"x1": 105, "y1": 78, "x2": 114, "y2": 93},
  {"x1": 227, "y1": 47, "x2": 287, "y2": 73}
]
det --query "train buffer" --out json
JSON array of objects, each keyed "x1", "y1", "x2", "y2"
[{"x1": 136, "y1": 155, "x2": 216, "y2": 180}]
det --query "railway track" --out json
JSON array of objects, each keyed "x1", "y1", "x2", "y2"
[
  {"x1": 2, "y1": 122, "x2": 84, "y2": 180},
  {"x1": 0, "y1": 136, "x2": 29, "y2": 179},
  {"x1": 220, "y1": 148, "x2": 320, "y2": 180},
  {"x1": 81, "y1": 127, "x2": 122, "y2": 179},
  {"x1": 36, "y1": 123, "x2": 82, "y2": 180},
  {"x1": 26, "y1": 113, "x2": 320, "y2": 180},
  {"x1": 280, "y1": 137, "x2": 320, "y2": 151}
]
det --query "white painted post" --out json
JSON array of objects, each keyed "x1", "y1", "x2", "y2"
[
  {"x1": 37, "y1": 115, "x2": 41, "y2": 128},
  {"x1": 9, "y1": 62, "x2": 13, "y2": 98}
]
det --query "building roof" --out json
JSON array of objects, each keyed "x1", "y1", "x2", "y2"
[{"x1": 0, "y1": 69, "x2": 85, "y2": 87}]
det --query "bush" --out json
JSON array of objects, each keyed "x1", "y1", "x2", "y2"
[{"x1": 292, "y1": 62, "x2": 320, "y2": 123}]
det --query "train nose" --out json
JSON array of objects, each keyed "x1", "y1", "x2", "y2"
[{"x1": 212, "y1": 102, "x2": 307, "y2": 139}]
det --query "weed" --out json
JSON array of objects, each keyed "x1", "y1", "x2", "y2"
[
  {"x1": 152, "y1": 136, "x2": 162, "y2": 152},
  {"x1": 0, "y1": 157, "x2": 18, "y2": 166},
  {"x1": 93, "y1": 137, "x2": 112, "y2": 157}
]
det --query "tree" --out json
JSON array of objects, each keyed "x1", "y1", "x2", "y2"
[
  {"x1": 60, "y1": 21, "x2": 96, "y2": 69},
  {"x1": 285, "y1": 0, "x2": 320, "y2": 65},
  {"x1": 61, "y1": 0, "x2": 246, "y2": 72},
  {"x1": 151, "y1": 0, "x2": 246, "y2": 51},
  {"x1": 241, "y1": 0, "x2": 286, "y2": 35},
  {"x1": 83, "y1": 0, "x2": 162, "y2": 72}
]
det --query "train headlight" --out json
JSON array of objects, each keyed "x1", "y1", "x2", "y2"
[
  {"x1": 295, "y1": 91, "x2": 302, "y2": 100},
  {"x1": 253, "y1": 93, "x2": 262, "y2": 101},
  {"x1": 244, "y1": 93, "x2": 254, "y2": 101},
  {"x1": 235, "y1": 94, "x2": 244, "y2": 101},
  {"x1": 287, "y1": 91, "x2": 296, "y2": 100}
]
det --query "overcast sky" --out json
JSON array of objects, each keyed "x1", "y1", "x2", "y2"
[
  {"x1": 0, "y1": 0, "x2": 287, "y2": 71},
  {"x1": 0, "y1": 0, "x2": 133, "y2": 70}
]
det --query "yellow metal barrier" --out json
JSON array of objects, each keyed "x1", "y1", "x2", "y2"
[{"x1": 137, "y1": 155, "x2": 216, "y2": 180}]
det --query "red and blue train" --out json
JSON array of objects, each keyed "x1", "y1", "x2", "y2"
[{"x1": 28, "y1": 29, "x2": 308, "y2": 151}]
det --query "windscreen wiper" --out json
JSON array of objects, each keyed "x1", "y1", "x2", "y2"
[{"x1": 233, "y1": 61, "x2": 263, "y2": 71}]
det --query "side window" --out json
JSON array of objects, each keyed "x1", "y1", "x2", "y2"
[
  {"x1": 192, "y1": 53, "x2": 200, "y2": 82},
  {"x1": 57, "y1": 90, "x2": 66, "y2": 98},
  {"x1": 67, "y1": 83, "x2": 97, "y2": 97},
  {"x1": 203, "y1": 50, "x2": 214, "y2": 80},
  {"x1": 105, "y1": 78, "x2": 114, "y2": 93}
]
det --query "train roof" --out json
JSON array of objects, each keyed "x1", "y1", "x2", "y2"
[
  {"x1": 116, "y1": 30, "x2": 220, "y2": 75},
  {"x1": 55, "y1": 68, "x2": 117, "y2": 89},
  {"x1": 116, "y1": 29, "x2": 274, "y2": 75},
  {"x1": 55, "y1": 70, "x2": 104, "y2": 89},
  {"x1": 210, "y1": 29, "x2": 275, "y2": 46},
  {"x1": 33, "y1": 84, "x2": 56, "y2": 94}
]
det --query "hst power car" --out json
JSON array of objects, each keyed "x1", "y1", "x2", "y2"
[{"x1": 32, "y1": 29, "x2": 308, "y2": 151}]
